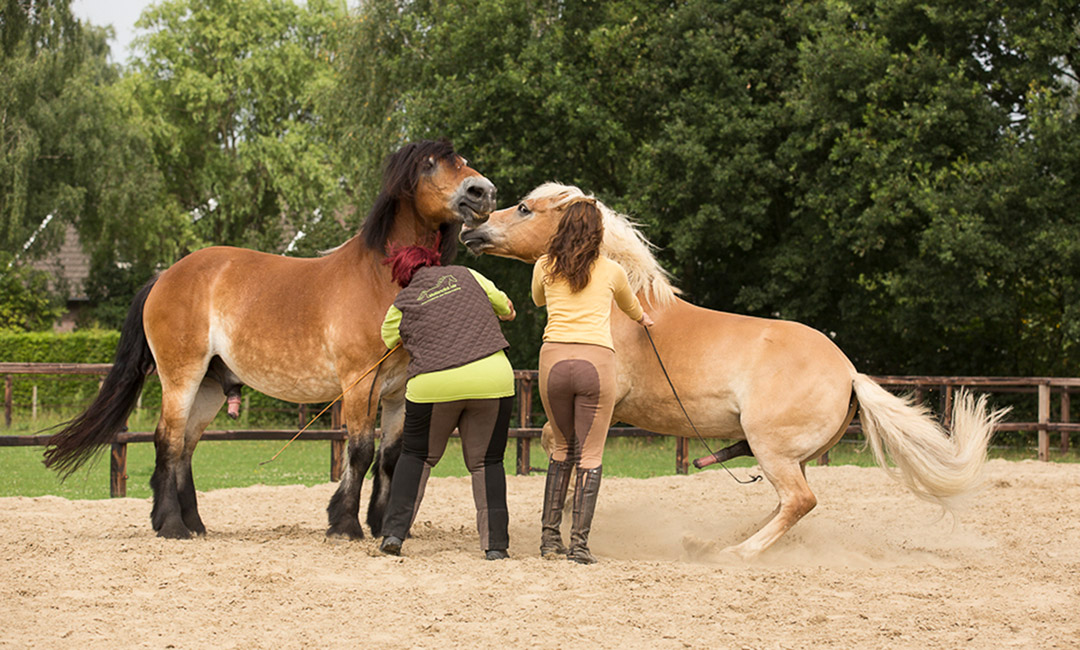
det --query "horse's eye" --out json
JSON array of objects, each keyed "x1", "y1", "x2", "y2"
[{"x1": 517, "y1": 203, "x2": 531, "y2": 215}]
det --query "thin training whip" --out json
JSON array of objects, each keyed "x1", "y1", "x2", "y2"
[
  {"x1": 260, "y1": 344, "x2": 401, "y2": 466},
  {"x1": 643, "y1": 326, "x2": 760, "y2": 484}
]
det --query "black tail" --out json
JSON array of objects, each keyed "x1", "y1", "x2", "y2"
[{"x1": 43, "y1": 277, "x2": 158, "y2": 479}]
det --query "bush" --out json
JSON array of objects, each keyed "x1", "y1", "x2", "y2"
[{"x1": 0, "y1": 259, "x2": 65, "y2": 333}]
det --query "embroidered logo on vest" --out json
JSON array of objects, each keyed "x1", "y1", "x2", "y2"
[{"x1": 416, "y1": 274, "x2": 461, "y2": 304}]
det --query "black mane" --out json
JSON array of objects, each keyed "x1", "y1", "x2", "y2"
[{"x1": 361, "y1": 138, "x2": 460, "y2": 264}]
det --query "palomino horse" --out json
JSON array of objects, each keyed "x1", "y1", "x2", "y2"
[
  {"x1": 461, "y1": 183, "x2": 1005, "y2": 560},
  {"x1": 44, "y1": 140, "x2": 496, "y2": 540}
]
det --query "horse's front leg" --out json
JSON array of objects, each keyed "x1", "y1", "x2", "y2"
[
  {"x1": 326, "y1": 388, "x2": 379, "y2": 539},
  {"x1": 367, "y1": 388, "x2": 405, "y2": 537}
]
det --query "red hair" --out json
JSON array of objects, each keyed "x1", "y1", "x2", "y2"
[{"x1": 384, "y1": 243, "x2": 442, "y2": 287}]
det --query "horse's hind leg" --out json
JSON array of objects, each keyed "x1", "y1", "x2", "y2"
[
  {"x1": 725, "y1": 452, "x2": 817, "y2": 560},
  {"x1": 151, "y1": 376, "x2": 224, "y2": 538},
  {"x1": 178, "y1": 378, "x2": 226, "y2": 534}
]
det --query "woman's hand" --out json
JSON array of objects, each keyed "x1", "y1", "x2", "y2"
[
  {"x1": 638, "y1": 311, "x2": 654, "y2": 328},
  {"x1": 499, "y1": 299, "x2": 517, "y2": 321}
]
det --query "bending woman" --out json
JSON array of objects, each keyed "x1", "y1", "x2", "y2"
[
  {"x1": 532, "y1": 198, "x2": 653, "y2": 564},
  {"x1": 379, "y1": 244, "x2": 516, "y2": 560}
]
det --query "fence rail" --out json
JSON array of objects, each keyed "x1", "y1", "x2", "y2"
[{"x1": 2, "y1": 363, "x2": 1076, "y2": 497}]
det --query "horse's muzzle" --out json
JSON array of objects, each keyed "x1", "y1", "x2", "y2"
[
  {"x1": 457, "y1": 177, "x2": 497, "y2": 226},
  {"x1": 459, "y1": 226, "x2": 492, "y2": 254}
]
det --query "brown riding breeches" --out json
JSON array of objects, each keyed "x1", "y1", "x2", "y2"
[{"x1": 539, "y1": 342, "x2": 617, "y2": 469}]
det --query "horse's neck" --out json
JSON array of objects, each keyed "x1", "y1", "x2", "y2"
[
  {"x1": 324, "y1": 235, "x2": 389, "y2": 279},
  {"x1": 388, "y1": 204, "x2": 440, "y2": 249},
  {"x1": 325, "y1": 216, "x2": 437, "y2": 279}
]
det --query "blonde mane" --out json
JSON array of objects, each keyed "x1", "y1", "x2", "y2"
[{"x1": 525, "y1": 183, "x2": 679, "y2": 306}]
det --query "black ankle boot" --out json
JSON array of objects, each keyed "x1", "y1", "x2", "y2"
[
  {"x1": 568, "y1": 465, "x2": 602, "y2": 565},
  {"x1": 380, "y1": 535, "x2": 403, "y2": 556},
  {"x1": 540, "y1": 459, "x2": 574, "y2": 558}
]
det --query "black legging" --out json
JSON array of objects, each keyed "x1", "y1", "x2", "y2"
[{"x1": 381, "y1": 396, "x2": 513, "y2": 551}]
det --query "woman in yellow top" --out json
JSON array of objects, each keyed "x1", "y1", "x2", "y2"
[{"x1": 531, "y1": 198, "x2": 653, "y2": 564}]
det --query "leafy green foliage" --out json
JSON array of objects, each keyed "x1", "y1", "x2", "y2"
[
  {"x1": 128, "y1": 0, "x2": 348, "y2": 253},
  {"x1": 0, "y1": 0, "x2": 194, "y2": 329},
  {"x1": 5, "y1": 0, "x2": 1080, "y2": 381},
  {"x1": 334, "y1": 0, "x2": 1080, "y2": 376},
  {"x1": 0, "y1": 256, "x2": 64, "y2": 332}
]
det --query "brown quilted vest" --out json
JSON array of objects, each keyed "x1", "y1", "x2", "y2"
[{"x1": 394, "y1": 265, "x2": 510, "y2": 380}]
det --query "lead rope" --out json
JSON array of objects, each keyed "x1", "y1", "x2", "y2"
[
  {"x1": 260, "y1": 344, "x2": 401, "y2": 466},
  {"x1": 643, "y1": 326, "x2": 760, "y2": 484}
]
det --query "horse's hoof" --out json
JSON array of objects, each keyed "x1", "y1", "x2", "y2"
[
  {"x1": 326, "y1": 520, "x2": 365, "y2": 540},
  {"x1": 156, "y1": 522, "x2": 192, "y2": 540}
]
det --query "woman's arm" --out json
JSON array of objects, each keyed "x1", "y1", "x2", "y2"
[
  {"x1": 611, "y1": 263, "x2": 644, "y2": 322},
  {"x1": 381, "y1": 305, "x2": 403, "y2": 349},
  {"x1": 531, "y1": 257, "x2": 548, "y2": 307},
  {"x1": 468, "y1": 269, "x2": 515, "y2": 321}
]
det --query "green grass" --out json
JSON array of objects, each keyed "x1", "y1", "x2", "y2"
[{"x1": 3, "y1": 414, "x2": 1077, "y2": 500}]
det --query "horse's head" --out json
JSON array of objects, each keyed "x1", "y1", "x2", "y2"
[
  {"x1": 460, "y1": 183, "x2": 585, "y2": 262},
  {"x1": 362, "y1": 139, "x2": 496, "y2": 262},
  {"x1": 413, "y1": 148, "x2": 496, "y2": 230}
]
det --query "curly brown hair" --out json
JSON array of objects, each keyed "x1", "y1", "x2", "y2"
[{"x1": 544, "y1": 198, "x2": 604, "y2": 293}]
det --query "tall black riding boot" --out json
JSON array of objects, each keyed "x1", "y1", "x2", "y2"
[
  {"x1": 539, "y1": 459, "x2": 574, "y2": 559},
  {"x1": 567, "y1": 465, "x2": 602, "y2": 565}
]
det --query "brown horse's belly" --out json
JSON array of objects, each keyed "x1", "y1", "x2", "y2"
[
  {"x1": 237, "y1": 370, "x2": 342, "y2": 404},
  {"x1": 217, "y1": 341, "x2": 342, "y2": 404}
]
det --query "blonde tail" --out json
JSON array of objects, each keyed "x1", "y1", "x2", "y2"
[{"x1": 852, "y1": 374, "x2": 1008, "y2": 514}]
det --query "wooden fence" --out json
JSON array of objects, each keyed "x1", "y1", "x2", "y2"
[{"x1": 2, "y1": 363, "x2": 1077, "y2": 497}]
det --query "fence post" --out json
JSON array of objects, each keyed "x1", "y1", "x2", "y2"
[
  {"x1": 31, "y1": 385, "x2": 38, "y2": 421},
  {"x1": 1061, "y1": 390, "x2": 1070, "y2": 455},
  {"x1": 110, "y1": 442, "x2": 128, "y2": 498},
  {"x1": 330, "y1": 402, "x2": 343, "y2": 482},
  {"x1": 516, "y1": 376, "x2": 533, "y2": 476},
  {"x1": 676, "y1": 437, "x2": 689, "y2": 475},
  {"x1": 942, "y1": 384, "x2": 954, "y2": 429},
  {"x1": 3, "y1": 375, "x2": 11, "y2": 428},
  {"x1": 1038, "y1": 382, "x2": 1050, "y2": 462}
]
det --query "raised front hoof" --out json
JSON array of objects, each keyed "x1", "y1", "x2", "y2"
[{"x1": 326, "y1": 519, "x2": 365, "y2": 540}]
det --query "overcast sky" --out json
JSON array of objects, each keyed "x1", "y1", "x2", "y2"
[{"x1": 71, "y1": 0, "x2": 153, "y2": 62}]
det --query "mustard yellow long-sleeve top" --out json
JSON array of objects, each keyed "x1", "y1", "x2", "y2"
[{"x1": 531, "y1": 254, "x2": 644, "y2": 350}]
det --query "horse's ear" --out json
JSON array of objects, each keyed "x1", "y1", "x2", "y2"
[
  {"x1": 438, "y1": 221, "x2": 461, "y2": 264},
  {"x1": 361, "y1": 191, "x2": 397, "y2": 253}
]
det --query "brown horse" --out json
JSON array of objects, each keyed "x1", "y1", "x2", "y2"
[
  {"x1": 44, "y1": 140, "x2": 496, "y2": 540},
  {"x1": 461, "y1": 182, "x2": 1006, "y2": 560}
]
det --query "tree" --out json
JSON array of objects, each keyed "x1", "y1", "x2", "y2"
[
  {"x1": 0, "y1": 254, "x2": 63, "y2": 332},
  {"x1": 0, "y1": 0, "x2": 195, "y2": 328},
  {"x1": 760, "y1": 0, "x2": 1080, "y2": 374},
  {"x1": 332, "y1": 0, "x2": 1080, "y2": 376},
  {"x1": 128, "y1": 0, "x2": 349, "y2": 255}
]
